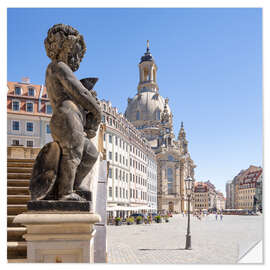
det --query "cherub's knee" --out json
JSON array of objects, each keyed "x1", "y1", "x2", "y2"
[{"x1": 85, "y1": 141, "x2": 99, "y2": 162}]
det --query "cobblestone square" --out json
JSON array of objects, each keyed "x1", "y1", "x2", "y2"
[{"x1": 107, "y1": 214, "x2": 263, "y2": 264}]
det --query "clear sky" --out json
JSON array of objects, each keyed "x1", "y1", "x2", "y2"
[{"x1": 7, "y1": 8, "x2": 262, "y2": 194}]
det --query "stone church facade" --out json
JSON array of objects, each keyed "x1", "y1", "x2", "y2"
[{"x1": 125, "y1": 42, "x2": 196, "y2": 213}]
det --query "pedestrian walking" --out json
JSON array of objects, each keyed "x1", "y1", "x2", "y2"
[
  {"x1": 215, "y1": 212, "x2": 218, "y2": 221},
  {"x1": 220, "y1": 213, "x2": 223, "y2": 221}
]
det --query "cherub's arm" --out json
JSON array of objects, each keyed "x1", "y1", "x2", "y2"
[{"x1": 54, "y1": 62, "x2": 101, "y2": 119}]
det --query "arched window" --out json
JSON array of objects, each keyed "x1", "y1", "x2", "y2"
[
  {"x1": 156, "y1": 110, "x2": 160, "y2": 120},
  {"x1": 167, "y1": 168, "x2": 174, "y2": 194},
  {"x1": 136, "y1": 111, "x2": 140, "y2": 120}
]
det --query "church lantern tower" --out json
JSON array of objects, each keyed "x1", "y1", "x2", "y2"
[{"x1": 138, "y1": 40, "x2": 159, "y2": 93}]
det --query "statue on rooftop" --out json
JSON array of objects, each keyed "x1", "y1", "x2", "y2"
[{"x1": 29, "y1": 24, "x2": 101, "y2": 202}]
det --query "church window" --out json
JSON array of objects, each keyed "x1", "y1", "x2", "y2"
[
  {"x1": 136, "y1": 111, "x2": 140, "y2": 120},
  {"x1": 143, "y1": 68, "x2": 148, "y2": 81},
  {"x1": 167, "y1": 168, "x2": 174, "y2": 194},
  {"x1": 156, "y1": 110, "x2": 161, "y2": 120}
]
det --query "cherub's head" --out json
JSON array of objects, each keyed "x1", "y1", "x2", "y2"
[{"x1": 44, "y1": 24, "x2": 86, "y2": 71}]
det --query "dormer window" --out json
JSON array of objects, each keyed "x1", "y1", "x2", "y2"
[
  {"x1": 15, "y1": 87, "x2": 22, "y2": 95},
  {"x1": 28, "y1": 88, "x2": 35, "y2": 96}
]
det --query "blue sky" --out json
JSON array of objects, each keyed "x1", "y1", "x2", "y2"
[{"x1": 7, "y1": 8, "x2": 262, "y2": 194}]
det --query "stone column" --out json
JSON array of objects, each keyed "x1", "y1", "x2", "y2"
[{"x1": 14, "y1": 211, "x2": 101, "y2": 263}]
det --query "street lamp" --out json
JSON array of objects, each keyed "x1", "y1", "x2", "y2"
[{"x1": 185, "y1": 176, "x2": 194, "y2": 250}]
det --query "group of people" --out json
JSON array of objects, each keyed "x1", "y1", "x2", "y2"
[
  {"x1": 181, "y1": 210, "x2": 224, "y2": 221},
  {"x1": 215, "y1": 211, "x2": 223, "y2": 221}
]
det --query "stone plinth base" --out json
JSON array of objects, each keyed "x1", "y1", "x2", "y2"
[
  {"x1": 27, "y1": 200, "x2": 92, "y2": 212},
  {"x1": 13, "y1": 212, "x2": 101, "y2": 263}
]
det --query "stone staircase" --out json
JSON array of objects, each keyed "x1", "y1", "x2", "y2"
[{"x1": 7, "y1": 159, "x2": 34, "y2": 262}]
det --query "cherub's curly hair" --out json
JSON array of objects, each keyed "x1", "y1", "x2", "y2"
[{"x1": 44, "y1": 24, "x2": 86, "y2": 61}]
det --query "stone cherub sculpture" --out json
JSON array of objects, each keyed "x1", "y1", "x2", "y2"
[{"x1": 29, "y1": 24, "x2": 101, "y2": 202}]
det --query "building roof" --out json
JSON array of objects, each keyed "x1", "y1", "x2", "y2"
[{"x1": 125, "y1": 91, "x2": 171, "y2": 123}]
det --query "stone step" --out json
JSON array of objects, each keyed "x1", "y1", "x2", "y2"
[
  {"x1": 7, "y1": 215, "x2": 25, "y2": 227},
  {"x1": 7, "y1": 167, "x2": 33, "y2": 174},
  {"x1": 7, "y1": 205, "x2": 27, "y2": 215},
  {"x1": 7, "y1": 195, "x2": 30, "y2": 205},
  {"x1": 8, "y1": 187, "x2": 29, "y2": 195},
  {"x1": 8, "y1": 258, "x2": 27, "y2": 263},
  {"x1": 8, "y1": 162, "x2": 34, "y2": 168},
  {"x1": 7, "y1": 179, "x2": 30, "y2": 187},
  {"x1": 7, "y1": 228, "x2": 27, "y2": 242},
  {"x1": 7, "y1": 241, "x2": 27, "y2": 260},
  {"x1": 7, "y1": 173, "x2": 31, "y2": 180},
  {"x1": 8, "y1": 158, "x2": 35, "y2": 163}
]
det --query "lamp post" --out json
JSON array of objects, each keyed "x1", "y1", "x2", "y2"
[{"x1": 185, "y1": 176, "x2": 194, "y2": 250}]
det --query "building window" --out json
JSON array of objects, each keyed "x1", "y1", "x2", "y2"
[
  {"x1": 15, "y1": 87, "x2": 21, "y2": 95},
  {"x1": 108, "y1": 168, "x2": 112, "y2": 178},
  {"x1": 120, "y1": 188, "x2": 122, "y2": 198},
  {"x1": 12, "y1": 121, "x2": 20, "y2": 131},
  {"x1": 115, "y1": 187, "x2": 118, "y2": 198},
  {"x1": 156, "y1": 109, "x2": 161, "y2": 120},
  {"x1": 102, "y1": 115, "x2": 105, "y2": 123},
  {"x1": 109, "y1": 151, "x2": 112, "y2": 160},
  {"x1": 167, "y1": 168, "x2": 174, "y2": 194},
  {"x1": 103, "y1": 133, "x2": 106, "y2": 141},
  {"x1": 26, "y1": 102, "x2": 34, "y2": 112},
  {"x1": 115, "y1": 152, "x2": 118, "y2": 162},
  {"x1": 46, "y1": 104, "x2": 52, "y2": 114},
  {"x1": 109, "y1": 187, "x2": 112, "y2": 197},
  {"x1": 115, "y1": 168, "x2": 118, "y2": 180},
  {"x1": 27, "y1": 140, "x2": 34, "y2": 147},
  {"x1": 46, "y1": 124, "x2": 51, "y2": 134},
  {"x1": 109, "y1": 135, "x2": 112, "y2": 143},
  {"x1": 26, "y1": 122, "x2": 33, "y2": 132},
  {"x1": 115, "y1": 137, "x2": 118, "y2": 145},
  {"x1": 28, "y1": 88, "x2": 35, "y2": 96},
  {"x1": 12, "y1": 100, "x2": 20, "y2": 111},
  {"x1": 12, "y1": 139, "x2": 20, "y2": 146}
]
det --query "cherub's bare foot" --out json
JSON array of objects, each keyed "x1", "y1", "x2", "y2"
[{"x1": 59, "y1": 192, "x2": 86, "y2": 201}]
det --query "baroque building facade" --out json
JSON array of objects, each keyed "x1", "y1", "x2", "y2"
[
  {"x1": 7, "y1": 79, "x2": 52, "y2": 148},
  {"x1": 194, "y1": 180, "x2": 225, "y2": 211},
  {"x1": 227, "y1": 165, "x2": 263, "y2": 211},
  {"x1": 125, "y1": 42, "x2": 196, "y2": 213},
  {"x1": 101, "y1": 100, "x2": 157, "y2": 218}
]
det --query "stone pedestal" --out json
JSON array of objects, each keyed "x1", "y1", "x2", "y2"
[{"x1": 13, "y1": 211, "x2": 101, "y2": 263}]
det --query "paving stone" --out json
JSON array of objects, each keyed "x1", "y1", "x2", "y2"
[{"x1": 107, "y1": 214, "x2": 263, "y2": 264}]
